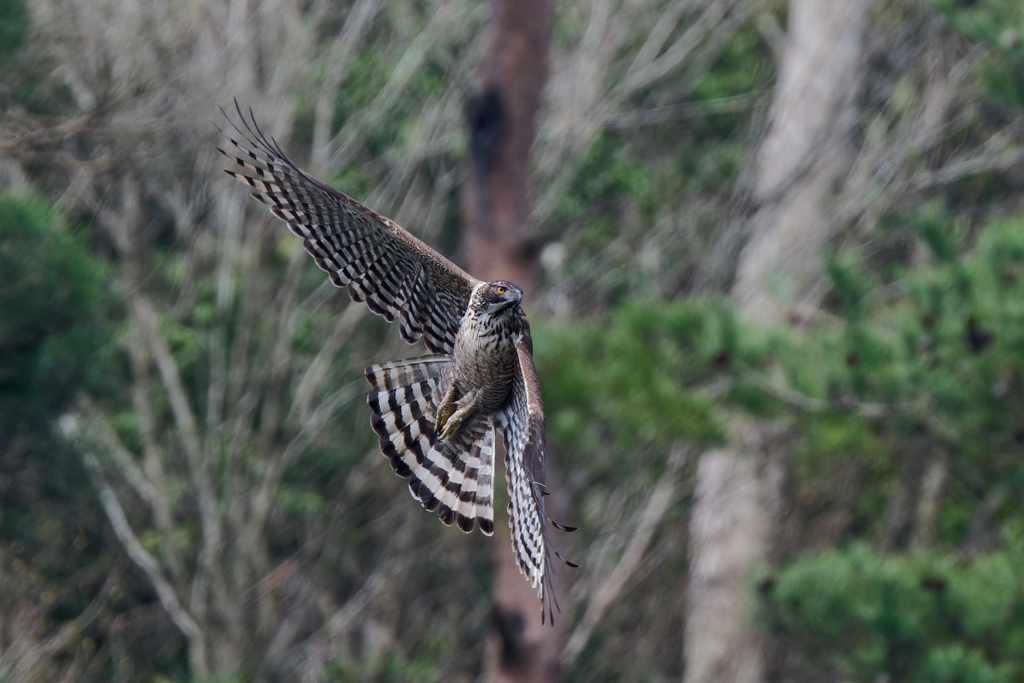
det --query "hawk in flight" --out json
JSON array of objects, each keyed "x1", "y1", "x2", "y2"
[{"x1": 218, "y1": 104, "x2": 574, "y2": 621}]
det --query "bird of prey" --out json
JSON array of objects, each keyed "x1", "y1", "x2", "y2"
[{"x1": 218, "y1": 104, "x2": 574, "y2": 621}]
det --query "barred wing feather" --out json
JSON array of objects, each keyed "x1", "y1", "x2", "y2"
[
  {"x1": 500, "y1": 327, "x2": 571, "y2": 623},
  {"x1": 218, "y1": 104, "x2": 478, "y2": 355}
]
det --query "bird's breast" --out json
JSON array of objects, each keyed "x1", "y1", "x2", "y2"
[{"x1": 451, "y1": 312, "x2": 519, "y2": 412}]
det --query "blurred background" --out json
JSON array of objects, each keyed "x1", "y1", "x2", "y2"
[{"x1": 1, "y1": 0, "x2": 1024, "y2": 680}]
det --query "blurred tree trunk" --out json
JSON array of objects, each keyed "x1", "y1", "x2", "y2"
[
  {"x1": 462, "y1": 0, "x2": 549, "y2": 291},
  {"x1": 684, "y1": 1, "x2": 874, "y2": 682},
  {"x1": 461, "y1": 0, "x2": 560, "y2": 681},
  {"x1": 731, "y1": 0, "x2": 875, "y2": 321}
]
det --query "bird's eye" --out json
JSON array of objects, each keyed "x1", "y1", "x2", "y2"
[{"x1": 496, "y1": 286, "x2": 506, "y2": 294}]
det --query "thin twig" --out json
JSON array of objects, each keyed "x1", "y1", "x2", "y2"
[
  {"x1": 903, "y1": 146, "x2": 1024, "y2": 193},
  {"x1": 562, "y1": 445, "x2": 688, "y2": 667},
  {"x1": 625, "y1": 0, "x2": 696, "y2": 79},
  {"x1": 74, "y1": 396, "x2": 160, "y2": 519},
  {"x1": 59, "y1": 414, "x2": 206, "y2": 669},
  {"x1": 288, "y1": 301, "x2": 367, "y2": 424},
  {"x1": 251, "y1": 381, "x2": 364, "y2": 534},
  {"x1": 131, "y1": 296, "x2": 218, "y2": 542},
  {"x1": 599, "y1": 91, "x2": 768, "y2": 130},
  {"x1": 255, "y1": 246, "x2": 307, "y2": 454},
  {"x1": 125, "y1": 317, "x2": 180, "y2": 577},
  {"x1": 282, "y1": 559, "x2": 401, "y2": 679},
  {"x1": 1, "y1": 553, "x2": 123, "y2": 681},
  {"x1": 620, "y1": 0, "x2": 737, "y2": 96},
  {"x1": 206, "y1": 190, "x2": 244, "y2": 445},
  {"x1": 311, "y1": 0, "x2": 385, "y2": 171},
  {"x1": 73, "y1": 394, "x2": 182, "y2": 578},
  {"x1": 324, "y1": 0, "x2": 461, "y2": 173}
]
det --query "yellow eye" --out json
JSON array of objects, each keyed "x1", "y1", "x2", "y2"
[{"x1": 496, "y1": 286, "x2": 506, "y2": 294}]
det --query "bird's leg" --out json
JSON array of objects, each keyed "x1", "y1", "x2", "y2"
[
  {"x1": 437, "y1": 388, "x2": 481, "y2": 441},
  {"x1": 434, "y1": 382, "x2": 460, "y2": 436}
]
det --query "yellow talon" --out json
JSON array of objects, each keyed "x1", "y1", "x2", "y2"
[
  {"x1": 434, "y1": 409, "x2": 451, "y2": 435},
  {"x1": 438, "y1": 408, "x2": 466, "y2": 441},
  {"x1": 433, "y1": 386, "x2": 476, "y2": 441}
]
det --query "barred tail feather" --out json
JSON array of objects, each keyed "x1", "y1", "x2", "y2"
[
  {"x1": 415, "y1": 420, "x2": 495, "y2": 535},
  {"x1": 365, "y1": 358, "x2": 495, "y2": 535},
  {"x1": 368, "y1": 375, "x2": 442, "y2": 480},
  {"x1": 365, "y1": 354, "x2": 450, "y2": 392}
]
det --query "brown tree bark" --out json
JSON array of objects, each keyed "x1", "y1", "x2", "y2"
[
  {"x1": 462, "y1": 0, "x2": 551, "y2": 291},
  {"x1": 461, "y1": 0, "x2": 560, "y2": 681},
  {"x1": 684, "y1": 1, "x2": 875, "y2": 682}
]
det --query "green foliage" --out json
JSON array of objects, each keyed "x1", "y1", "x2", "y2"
[
  {"x1": 299, "y1": 0, "x2": 478, "y2": 200},
  {"x1": 321, "y1": 633, "x2": 452, "y2": 683},
  {"x1": 690, "y1": 22, "x2": 772, "y2": 107},
  {"x1": 825, "y1": 251, "x2": 875, "y2": 318},
  {"x1": 550, "y1": 130, "x2": 650, "y2": 227},
  {"x1": 536, "y1": 300, "x2": 732, "y2": 460},
  {"x1": 0, "y1": 192, "x2": 112, "y2": 425},
  {"x1": 0, "y1": 0, "x2": 27, "y2": 63},
  {"x1": 907, "y1": 200, "x2": 962, "y2": 263},
  {"x1": 544, "y1": 20, "x2": 775, "y2": 306},
  {"x1": 750, "y1": 207, "x2": 1024, "y2": 680},
  {"x1": 0, "y1": 194, "x2": 124, "y2": 674},
  {"x1": 193, "y1": 675, "x2": 246, "y2": 683},
  {"x1": 932, "y1": 0, "x2": 1024, "y2": 107},
  {"x1": 762, "y1": 543, "x2": 1024, "y2": 682},
  {"x1": 2, "y1": 0, "x2": 1023, "y2": 678},
  {"x1": 0, "y1": 0, "x2": 75, "y2": 116},
  {"x1": 537, "y1": 203, "x2": 1024, "y2": 679},
  {"x1": 275, "y1": 484, "x2": 324, "y2": 518}
]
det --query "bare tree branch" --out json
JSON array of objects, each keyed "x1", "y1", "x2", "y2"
[
  {"x1": 562, "y1": 445, "x2": 687, "y2": 667},
  {"x1": 126, "y1": 323, "x2": 179, "y2": 572},
  {"x1": 625, "y1": 0, "x2": 697, "y2": 79},
  {"x1": 0, "y1": 554, "x2": 122, "y2": 682},
  {"x1": 59, "y1": 414, "x2": 207, "y2": 675},
  {"x1": 255, "y1": 246, "x2": 308, "y2": 454},
  {"x1": 131, "y1": 296, "x2": 218, "y2": 544},
  {"x1": 912, "y1": 455, "x2": 948, "y2": 549},
  {"x1": 206, "y1": 191, "x2": 245, "y2": 444},
  {"x1": 311, "y1": 0, "x2": 385, "y2": 171},
  {"x1": 599, "y1": 91, "x2": 768, "y2": 130},
  {"x1": 288, "y1": 301, "x2": 367, "y2": 424},
  {"x1": 73, "y1": 395, "x2": 182, "y2": 578},
  {"x1": 904, "y1": 145, "x2": 1024, "y2": 193},
  {"x1": 324, "y1": 1, "x2": 464, "y2": 173},
  {"x1": 252, "y1": 381, "x2": 364, "y2": 535},
  {"x1": 284, "y1": 560, "x2": 401, "y2": 681},
  {"x1": 621, "y1": 0, "x2": 738, "y2": 95}
]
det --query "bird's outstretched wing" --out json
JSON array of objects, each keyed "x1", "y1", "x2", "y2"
[
  {"x1": 218, "y1": 103, "x2": 479, "y2": 355},
  {"x1": 499, "y1": 323, "x2": 578, "y2": 623}
]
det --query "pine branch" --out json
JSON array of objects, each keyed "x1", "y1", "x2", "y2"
[{"x1": 738, "y1": 366, "x2": 898, "y2": 418}]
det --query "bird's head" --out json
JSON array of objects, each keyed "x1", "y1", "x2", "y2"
[{"x1": 471, "y1": 280, "x2": 523, "y2": 320}]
